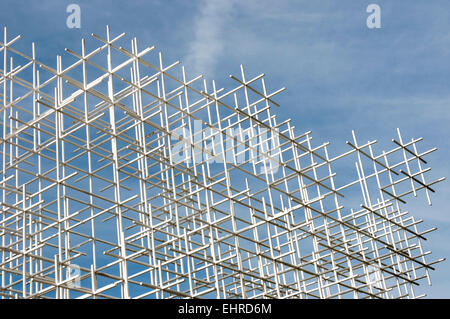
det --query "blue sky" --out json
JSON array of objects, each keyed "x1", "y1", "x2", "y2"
[{"x1": 1, "y1": 0, "x2": 449, "y2": 298}]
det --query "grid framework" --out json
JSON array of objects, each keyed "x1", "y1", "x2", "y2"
[{"x1": 0, "y1": 26, "x2": 445, "y2": 299}]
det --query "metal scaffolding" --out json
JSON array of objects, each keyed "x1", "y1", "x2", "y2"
[{"x1": 0, "y1": 26, "x2": 445, "y2": 299}]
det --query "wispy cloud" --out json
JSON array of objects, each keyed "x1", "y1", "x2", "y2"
[{"x1": 185, "y1": 0, "x2": 236, "y2": 78}]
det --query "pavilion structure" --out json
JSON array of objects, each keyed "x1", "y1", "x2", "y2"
[{"x1": 0, "y1": 27, "x2": 445, "y2": 299}]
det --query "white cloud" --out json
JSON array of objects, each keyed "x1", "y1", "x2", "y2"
[{"x1": 185, "y1": 0, "x2": 236, "y2": 78}]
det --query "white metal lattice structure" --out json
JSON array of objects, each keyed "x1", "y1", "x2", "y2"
[{"x1": 0, "y1": 26, "x2": 445, "y2": 299}]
